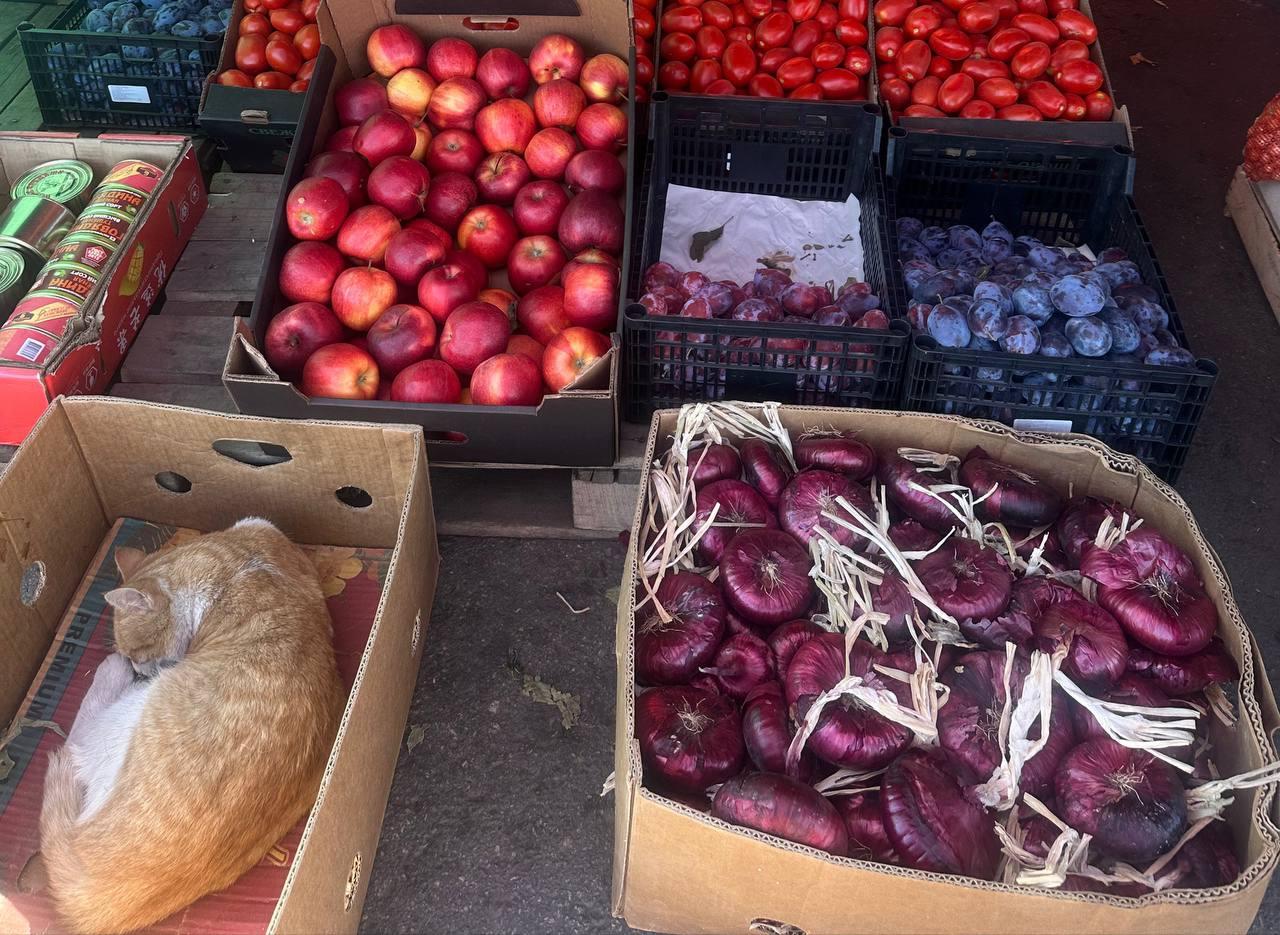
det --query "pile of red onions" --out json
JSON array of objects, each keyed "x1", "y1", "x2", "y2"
[{"x1": 633, "y1": 421, "x2": 1243, "y2": 894}]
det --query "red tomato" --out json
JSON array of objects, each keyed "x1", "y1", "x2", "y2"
[
  {"x1": 977, "y1": 76, "x2": 1018, "y2": 106},
  {"x1": 956, "y1": 1, "x2": 998, "y2": 32},
  {"x1": 897, "y1": 39, "x2": 931, "y2": 81},
  {"x1": 733, "y1": 3, "x2": 753, "y2": 23},
  {"x1": 910, "y1": 75, "x2": 941, "y2": 106},
  {"x1": 880, "y1": 76, "x2": 911, "y2": 108},
  {"x1": 290, "y1": 78, "x2": 309, "y2": 92},
  {"x1": 1015, "y1": 0, "x2": 1046, "y2": 13},
  {"x1": 661, "y1": 33, "x2": 698, "y2": 62},
  {"x1": 1010, "y1": 12, "x2": 1058, "y2": 43},
  {"x1": 635, "y1": 54, "x2": 654, "y2": 86},
  {"x1": 792, "y1": 20, "x2": 825, "y2": 54},
  {"x1": 904, "y1": 103, "x2": 945, "y2": 116},
  {"x1": 1055, "y1": 58, "x2": 1102, "y2": 94},
  {"x1": 658, "y1": 61, "x2": 691, "y2": 89},
  {"x1": 759, "y1": 47, "x2": 793, "y2": 72},
  {"x1": 744, "y1": 0, "x2": 772, "y2": 16},
  {"x1": 697, "y1": 25, "x2": 728, "y2": 58},
  {"x1": 662, "y1": 4, "x2": 703, "y2": 32},
  {"x1": 844, "y1": 46, "x2": 872, "y2": 74},
  {"x1": 903, "y1": 5, "x2": 943, "y2": 38},
  {"x1": 928, "y1": 26, "x2": 972, "y2": 60},
  {"x1": 874, "y1": 25, "x2": 904, "y2": 60},
  {"x1": 1054, "y1": 8, "x2": 1097, "y2": 43},
  {"x1": 634, "y1": 7, "x2": 656, "y2": 38},
  {"x1": 1084, "y1": 89, "x2": 1114, "y2": 120},
  {"x1": 811, "y1": 40, "x2": 846, "y2": 69},
  {"x1": 816, "y1": 4, "x2": 840, "y2": 28},
  {"x1": 788, "y1": 82, "x2": 825, "y2": 99},
  {"x1": 986, "y1": 26, "x2": 1029, "y2": 60},
  {"x1": 691, "y1": 59, "x2": 723, "y2": 91},
  {"x1": 721, "y1": 41, "x2": 757, "y2": 84},
  {"x1": 1010, "y1": 40, "x2": 1050, "y2": 78},
  {"x1": 268, "y1": 8, "x2": 303, "y2": 33},
  {"x1": 873, "y1": 0, "x2": 915, "y2": 26},
  {"x1": 990, "y1": 0, "x2": 1017, "y2": 16},
  {"x1": 254, "y1": 70, "x2": 292, "y2": 89},
  {"x1": 1049, "y1": 38, "x2": 1089, "y2": 73},
  {"x1": 1022, "y1": 79, "x2": 1065, "y2": 117},
  {"x1": 834, "y1": 18, "x2": 868, "y2": 45},
  {"x1": 961, "y1": 58, "x2": 1009, "y2": 80},
  {"x1": 839, "y1": 0, "x2": 868, "y2": 19},
  {"x1": 1047, "y1": 0, "x2": 1077, "y2": 11},
  {"x1": 960, "y1": 98, "x2": 996, "y2": 117},
  {"x1": 788, "y1": 0, "x2": 821, "y2": 19},
  {"x1": 701, "y1": 0, "x2": 733, "y2": 28},
  {"x1": 936, "y1": 72, "x2": 974, "y2": 112},
  {"x1": 239, "y1": 12, "x2": 269, "y2": 35},
  {"x1": 235, "y1": 34, "x2": 268, "y2": 75},
  {"x1": 266, "y1": 38, "x2": 302, "y2": 74},
  {"x1": 727, "y1": 25, "x2": 753, "y2": 42},
  {"x1": 928, "y1": 55, "x2": 953, "y2": 77},
  {"x1": 293, "y1": 23, "x2": 319, "y2": 59},
  {"x1": 878, "y1": 62, "x2": 899, "y2": 80},
  {"x1": 266, "y1": 30, "x2": 289, "y2": 45},
  {"x1": 816, "y1": 67, "x2": 862, "y2": 98},
  {"x1": 296, "y1": 57, "x2": 315, "y2": 80},
  {"x1": 939, "y1": 0, "x2": 968, "y2": 11},
  {"x1": 260, "y1": 0, "x2": 289, "y2": 9},
  {"x1": 749, "y1": 73, "x2": 786, "y2": 95},
  {"x1": 301, "y1": 0, "x2": 319, "y2": 20},
  {"x1": 1061, "y1": 92, "x2": 1086, "y2": 119},
  {"x1": 637, "y1": 35, "x2": 652, "y2": 57},
  {"x1": 776, "y1": 56, "x2": 816, "y2": 88},
  {"x1": 243, "y1": 0, "x2": 261, "y2": 11},
  {"x1": 217, "y1": 68, "x2": 253, "y2": 87},
  {"x1": 704, "y1": 78, "x2": 737, "y2": 94},
  {"x1": 997, "y1": 102, "x2": 1043, "y2": 119},
  {"x1": 756, "y1": 12, "x2": 794, "y2": 49}
]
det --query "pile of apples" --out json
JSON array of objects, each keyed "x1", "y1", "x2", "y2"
[{"x1": 265, "y1": 25, "x2": 629, "y2": 407}]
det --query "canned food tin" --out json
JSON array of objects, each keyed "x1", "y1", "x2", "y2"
[
  {"x1": 10, "y1": 159, "x2": 95, "y2": 214},
  {"x1": 2, "y1": 292, "x2": 84, "y2": 351},
  {"x1": 48, "y1": 238, "x2": 116, "y2": 275},
  {"x1": 0, "y1": 247, "x2": 36, "y2": 321},
  {"x1": 67, "y1": 206, "x2": 132, "y2": 249},
  {"x1": 86, "y1": 183, "x2": 148, "y2": 220},
  {"x1": 0, "y1": 196, "x2": 75, "y2": 259},
  {"x1": 99, "y1": 159, "x2": 163, "y2": 195},
  {"x1": 28, "y1": 261, "x2": 100, "y2": 306}
]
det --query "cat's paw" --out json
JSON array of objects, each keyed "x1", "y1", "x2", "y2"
[{"x1": 84, "y1": 653, "x2": 135, "y2": 707}]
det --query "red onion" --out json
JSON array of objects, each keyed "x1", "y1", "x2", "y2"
[
  {"x1": 768, "y1": 619, "x2": 823, "y2": 675},
  {"x1": 888, "y1": 519, "x2": 943, "y2": 553},
  {"x1": 690, "y1": 443, "x2": 741, "y2": 486},
  {"x1": 1127, "y1": 639, "x2": 1239, "y2": 696},
  {"x1": 878, "y1": 453, "x2": 960, "y2": 532},
  {"x1": 719, "y1": 529, "x2": 815, "y2": 629},
  {"x1": 635, "y1": 572, "x2": 726, "y2": 685},
  {"x1": 741, "y1": 681, "x2": 793, "y2": 774},
  {"x1": 881, "y1": 749, "x2": 1001, "y2": 879},
  {"x1": 777, "y1": 470, "x2": 871, "y2": 549},
  {"x1": 740, "y1": 439, "x2": 792, "y2": 507},
  {"x1": 1055, "y1": 736, "x2": 1188, "y2": 863},
  {"x1": 1082, "y1": 527, "x2": 1217, "y2": 656},
  {"x1": 1057, "y1": 496, "x2": 1126, "y2": 568},
  {"x1": 694, "y1": 479, "x2": 776, "y2": 566},
  {"x1": 1034, "y1": 599, "x2": 1129, "y2": 690},
  {"x1": 711, "y1": 772, "x2": 849, "y2": 857},
  {"x1": 1071, "y1": 673, "x2": 1172, "y2": 741},
  {"x1": 1168, "y1": 821, "x2": 1240, "y2": 889},
  {"x1": 834, "y1": 791, "x2": 900, "y2": 864},
  {"x1": 1061, "y1": 876, "x2": 1152, "y2": 897},
  {"x1": 958, "y1": 575, "x2": 1077, "y2": 649},
  {"x1": 635, "y1": 686, "x2": 744, "y2": 794},
  {"x1": 702, "y1": 631, "x2": 776, "y2": 699},
  {"x1": 873, "y1": 568, "x2": 919, "y2": 647},
  {"x1": 794, "y1": 431, "x2": 876, "y2": 481},
  {"x1": 959, "y1": 447, "x2": 1063, "y2": 528},
  {"x1": 784, "y1": 634, "x2": 913, "y2": 770},
  {"x1": 914, "y1": 538, "x2": 1013, "y2": 621},
  {"x1": 1010, "y1": 524, "x2": 1066, "y2": 568}
]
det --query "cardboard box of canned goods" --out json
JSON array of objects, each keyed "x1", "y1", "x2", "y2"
[
  {"x1": 0, "y1": 132, "x2": 207, "y2": 445},
  {"x1": 612, "y1": 404, "x2": 1280, "y2": 935}
]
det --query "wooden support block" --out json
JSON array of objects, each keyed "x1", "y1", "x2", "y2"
[
  {"x1": 208, "y1": 173, "x2": 284, "y2": 195},
  {"x1": 1226, "y1": 166, "x2": 1280, "y2": 327},
  {"x1": 429, "y1": 467, "x2": 614, "y2": 540},
  {"x1": 571, "y1": 472, "x2": 640, "y2": 533},
  {"x1": 156, "y1": 299, "x2": 247, "y2": 317},
  {"x1": 119, "y1": 315, "x2": 232, "y2": 385},
  {"x1": 109, "y1": 382, "x2": 236, "y2": 412},
  {"x1": 164, "y1": 242, "x2": 266, "y2": 302}
]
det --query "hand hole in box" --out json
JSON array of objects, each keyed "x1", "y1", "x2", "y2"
[
  {"x1": 154, "y1": 471, "x2": 192, "y2": 494},
  {"x1": 336, "y1": 486, "x2": 373, "y2": 509},
  {"x1": 212, "y1": 439, "x2": 293, "y2": 467},
  {"x1": 343, "y1": 852, "x2": 362, "y2": 912},
  {"x1": 463, "y1": 16, "x2": 518, "y2": 30},
  {"x1": 411, "y1": 610, "x2": 421, "y2": 655},
  {"x1": 423, "y1": 430, "x2": 467, "y2": 445},
  {"x1": 20, "y1": 561, "x2": 46, "y2": 607}
]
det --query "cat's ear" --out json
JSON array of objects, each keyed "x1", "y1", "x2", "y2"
[
  {"x1": 114, "y1": 546, "x2": 147, "y2": 580},
  {"x1": 104, "y1": 587, "x2": 153, "y2": 615}
]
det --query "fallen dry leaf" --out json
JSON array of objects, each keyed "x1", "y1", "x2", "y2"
[
  {"x1": 1130, "y1": 52, "x2": 1158, "y2": 66},
  {"x1": 521, "y1": 674, "x2": 581, "y2": 730},
  {"x1": 605, "y1": 586, "x2": 621, "y2": 606},
  {"x1": 405, "y1": 724, "x2": 425, "y2": 752}
]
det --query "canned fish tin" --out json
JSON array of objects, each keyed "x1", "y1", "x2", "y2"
[
  {"x1": 2, "y1": 291, "x2": 83, "y2": 344},
  {"x1": 68, "y1": 206, "x2": 132, "y2": 249},
  {"x1": 0, "y1": 196, "x2": 75, "y2": 259},
  {"x1": 0, "y1": 247, "x2": 35, "y2": 320},
  {"x1": 48, "y1": 238, "x2": 116, "y2": 275},
  {"x1": 28, "y1": 261, "x2": 100, "y2": 306},
  {"x1": 86, "y1": 183, "x2": 147, "y2": 220},
  {"x1": 100, "y1": 159, "x2": 163, "y2": 195},
  {"x1": 10, "y1": 159, "x2": 95, "y2": 214}
]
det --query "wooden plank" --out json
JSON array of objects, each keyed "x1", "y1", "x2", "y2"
[
  {"x1": 0, "y1": 85, "x2": 40, "y2": 132},
  {"x1": 119, "y1": 315, "x2": 232, "y2": 385},
  {"x1": 1226, "y1": 166, "x2": 1280, "y2": 327},
  {"x1": 208, "y1": 173, "x2": 286, "y2": 195},
  {"x1": 428, "y1": 467, "x2": 614, "y2": 540},
  {"x1": 0, "y1": 4, "x2": 60, "y2": 116},
  {"x1": 156, "y1": 299, "x2": 247, "y2": 317},
  {"x1": 164, "y1": 242, "x2": 265, "y2": 302},
  {"x1": 188, "y1": 206, "x2": 276, "y2": 243},
  {"x1": 109, "y1": 382, "x2": 236, "y2": 412}
]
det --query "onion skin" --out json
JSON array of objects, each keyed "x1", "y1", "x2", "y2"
[
  {"x1": 1034, "y1": 599, "x2": 1129, "y2": 690},
  {"x1": 914, "y1": 538, "x2": 1013, "y2": 622},
  {"x1": 719, "y1": 528, "x2": 815, "y2": 629},
  {"x1": 778, "y1": 470, "x2": 871, "y2": 549},
  {"x1": 768, "y1": 619, "x2": 823, "y2": 675},
  {"x1": 878, "y1": 453, "x2": 960, "y2": 532},
  {"x1": 635, "y1": 686, "x2": 745, "y2": 794},
  {"x1": 1010, "y1": 524, "x2": 1066, "y2": 568},
  {"x1": 795, "y1": 432, "x2": 876, "y2": 482},
  {"x1": 1071, "y1": 673, "x2": 1172, "y2": 741},
  {"x1": 694, "y1": 479, "x2": 776, "y2": 566},
  {"x1": 881, "y1": 749, "x2": 1001, "y2": 879},
  {"x1": 1055, "y1": 737, "x2": 1188, "y2": 864},
  {"x1": 1057, "y1": 496, "x2": 1125, "y2": 568},
  {"x1": 711, "y1": 772, "x2": 850, "y2": 857},
  {"x1": 1127, "y1": 639, "x2": 1239, "y2": 696},
  {"x1": 889, "y1": 518, "x2": 943, "y2": 553},
  {"x1": 702, "y1": 631, "x2": 776, "y2": 699},
  {"x1": 834, "y1": 791, "x2": 899, "y2": 864},
  {"x1": 741, "y1": 681, "x2": 793, "y2": 774},
  {"x1": 740, "y1": 439, "x2": 792, "y2": 507},
  {"x1": 874, "y1": 569, "x2": 919, "y2": 648},
  {"x1": 959, "y1": 575, "x2": 1078, "y2": 649},
  {"x1": 635, "y1": 572, "x2": 727, "y2": 685},
  {"x1": 959, "y1": 447, "x2": 1063, "y2": 528},
  {"x1": 690, "y1": 443, "x2": 741, "y2": 487}
]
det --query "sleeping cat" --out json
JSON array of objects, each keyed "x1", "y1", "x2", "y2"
[{"x1": 39, "y1": 517, "x2": 344, "y2": 934}]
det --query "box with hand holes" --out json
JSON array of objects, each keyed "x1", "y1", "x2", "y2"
[{"x1": 0, "y1": 396, "x2": 438, "y2": 934}]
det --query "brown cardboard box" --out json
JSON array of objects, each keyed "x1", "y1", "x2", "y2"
[
  {"x1": 613, "y1": 405, "x2": 1280, "y2": 935},
  {"x1": 0, "y1": 397, "x2": 438, "y2": 933}
]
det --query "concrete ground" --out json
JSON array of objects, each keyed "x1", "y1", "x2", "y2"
[{"x1": 361, "y1": 1, "x2": 1280, "y2": 931}]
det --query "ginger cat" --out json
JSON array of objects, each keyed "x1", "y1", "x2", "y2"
[{"x1": 39, "y1": 518, "x2": 344, "y2": 934}]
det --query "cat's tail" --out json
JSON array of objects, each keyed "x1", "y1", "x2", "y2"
[{"x1": 38, "y1": 748, "x2": 82, "y2": 870}]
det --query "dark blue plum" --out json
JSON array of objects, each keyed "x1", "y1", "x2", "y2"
[
  {"x1": 1137, "y1": 332, "x2": 1160, "y2": 357},
  {"x1": 1054, "y1": 253, "x2": 1094, "y2": 277},
  {"x1": 902, "y1": 259, "x2": 938, "y2": 292},
  {"x1": 1041, "y1": 312, "x2": 1069, "y2": 334},
  {"x1": 837, "y1": 290, "x2": 881, "y2": 316},
  {"x1": 1049, "y1": 274, "x2": 1107, "y2": 317},
  {"x1": 1145, "y1": 346, "x2": 1195, "y2": 367},
  {"x1": 1099, "y1": 308, "x2": 1140, "y2": 353},
  {"x1": 982, "y1": 220, "x2": 1013, "y2": 243},
  {"x1": 1093, "y1": 260, "x2": 1142, "y2": 289},
  {"x1": 1065, "y1": 316, "x2": 1113, "y2": 357},
  {"x1": 951, "y1": 270, "x2": 976, "y2": 295},
  {"x1": 1028, "y1": 245, "x2": 1063, "y2": 271},
  {"x1": 171, "y1": 18, "x2": 200, "y2": 35},
  {"x1": 948, "y1": 225, "x2": 982, "y2": 252},
  {"x1": 1098, "y1": 247, "x2": 1128, "y2": 264},
  {"x1": 1012, "y1": 282, "x2": 1054, "y2": 324},
  {"x1": 85, "y1": 9, "x2": 111, "y2": 29},
  {"x1": 899, "y1": 238, "x2": 933, "y2": 264},
  {"x1": 1153, "y1": 327, "x2": 1179, "y2": 347},
  {"x1": 954, "y1": 249, "x2": 988, "y2": 276},
  {"x1": 935, "y1": 247, "x2": 965, "y2": 270},
  {"x1": 968, "y1": 335, "x2": 997, "y2": 351},
  {"x1": 993, "y1": 257, "x2": 1033, "y2": 278},
  {"x1": 1111, "y1": 283, "x2": 1161, "y2": 308},
  {"x1": 1079, "y1": 270, "x2": 1112, "y2": 298},
  {"x1": 1126, "y1": 298, "x2": 1169, "y2": 334},
  {"x1": 967, "y1": 298, "x2": 1009, "y2": 341},
  {"x1": 897, "y1": 217, "x2": 925, "y2": 241},
  {"x1": 912, "y1": 271, "x2": 962, "y2": 303},
  {"x1": 1039, "y1": 331, "x2": 1074, "y2": 358},
  {"x1": 919, "y1": 226, "x2": 949, "y2": 254},
  {"x1": 941, "y1": 294, "x2": 975, "y2": 317},
  {"x1": 907, "y1": 302, "x2": 933, "y2": 332},
  {"x1": 988, "y1": 273, "x2": 1022, "y2": 289},
  {"x1": 927, "y1": 305, "x2": 971, "y2": 347},
  {"x1": 973, "y1": 280, "x2": 1012, "y2": 314},
  {"x1": 999, "y1": 316, "x2": 1041, "y2": 354},
  {"x1": 981, "y1": 237, "x2": 1012, "y2": 265}
]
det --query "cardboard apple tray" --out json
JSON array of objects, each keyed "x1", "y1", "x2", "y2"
[
  {"x1": 0, "y1": 133, "x2": 207, "y2": 446},
  {"x1": 612, "y1": 405, "x2": 1280, "y2": 935},
  {"x1": 222, "y1": 0, "x2": 636, "y2": 467},
  {"x1": 0, "y1": 397, "x2": 438, "y2": 934}
]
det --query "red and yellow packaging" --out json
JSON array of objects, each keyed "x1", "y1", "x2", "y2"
[
  {"x1": 67, "y1": 206, "x2": 132, "y2": 248},
  {"x1": 27, "y1": 262, "x2": 100, "y2": 306},
  {"x1": 99, "y1": 159, "x2": 163, "y2": 195},
  {"x1": 47, "y1": 238, "x2": 115, "y2": 275},
  {"x1": 85, "y1": 184, "x2": 148, "y2": 220}
]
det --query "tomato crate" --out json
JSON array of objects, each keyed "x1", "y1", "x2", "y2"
[
  {"x1": 19, "y1": 0, "x2": 221, "y2": 131},
  {"x1": 622, "y1": 94, "x2": 909, "y2": 422},
  {"x1": 886, "y1": 128, "x2": 1218, "y2": 484}
]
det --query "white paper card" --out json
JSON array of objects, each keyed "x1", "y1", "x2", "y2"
[
  {"x1": 659, "y1": 184, "x2": 864, "y2": 289},
  {"x1": 108, "y1": 84, "x2": 151, "y2": 104},
  {"x1": 1014, "y1": 418, "x2": 1075, "y2": 435}
]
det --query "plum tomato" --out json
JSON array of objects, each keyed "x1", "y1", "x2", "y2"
[
  {"x1": 1048, "y1": 0, "x2": 1078, "y2": 9},
  {"x1": 928, "y1": 55, "x2": 953, "y2": 78},
  {"x1": 788, "y1": 0, "x2": 823, "y2": 20},
  {"x1": 701, "y1": 0, "x2": 733, "y2": 28},
  {"x1": 910, "y1": 75, "x2": 942, "y2": 106},
  {"x1": 235, "y1": 34, "x2": 268, "y2": 74},
  {"x1": 817, "y1": 3, "x2": 841, "y2": 28},
  {"x1": 960, "y1": 98, "x2": 996, "y2": 117},
  {"x1": 844, "y1": 46, "x2": 872, "y2": 74},
  {"x1": 290, "y1": 78, "x2": 309, "y2": 92},
  {"x1": 977, "y1": 76, "x2": 1018, "y2": 106},
  {"x1": 1022, "y1": 79, "x2": 1066, "y2": 117},
  {"x1": 1084, "y1": 89, "x2": 1114, "y2": 120},
  {"x1": 239, "y1": 12, "x2": 270, "y2": 34},
  {"x1": 957, "y1": 1, "x2": 999, "y2": 33},
  {"x1": 756, "y1": 12, "x2": 795, "y2": 49},
  {"x1": 875, "y1": 25, "x2": 905, "y2": 60},
  {"x1": 254, "y1": 70, "x2": 292, "y2": 89},
  {"x1": 744, "y1": 0, "x2": 772, "y2": 16},
  {"x1": 986, "y1": 26, "x2": 1030, "y2": 60},
  {"x1": 904, "y1": 5, "x2": 943, "y2": 38},
  {"x1": 1049, "y1": 38, "x2": 1089, "y2": 73},
  {"x1": 658, "y1": 60, "x2": 691, "y2": 90},
  {"x1": 835, "y1": 17, "x2": 869, "y2": 45},
  {"x1": 1055, "y1": 58, "x2": 1103, "y2": 94},
  {"x1": 791, "y1": 20, "x2": 825, "y2": 54},
  {"x1": 990, "y1": 0, "x2": 1017, "y2": 16},
  {"x1": 840, "y1": 0, "x2": 868, "y2": 18},
  {"x1": 217, "y1": 68, "x2": 253, "y2": 87},
  {"x1": 904, "y1": 103, "x2": 945, "y2": 116},
  {"x1": 265, "y1": 39, "x2": 302, "y2": 74},
  {"x1": 811, "y1": 40, "x2": 846, "y2": 69},
  {"x1": 789, "y1": 81, "x2": 825, "y2": 99},
  {"x1": 874, "y1": 0, "x2": 915, "y2": 26},
  {"x1": 1054, "y1": 8, "x2": 1098, "y2": 43},
  {"x1": 704, "y1": 79, "x2": 737, "y2": 95},
  {"x1": 897, "y1": 39, "x2": 932, "y2": 81},
  {"x1": 749, "y1": 73, "x2": 786, "y2": 95},
  {"x1": 1016, "y1": 0, "x2": 1047, "y2": 13},
  {"x1": 293, "y1": 23, "x2": 319, "y2": 59},
  {"x1": 1010, "y1": 40, "x2": 1051, "y2": 78},
  {"x1": 633, "y1": 6, "x2": 656, "y2": 37},
  {"x1": 815, "y1": 67, "x2": 863, "y2": 98},
  {"x1": 936, "y1": 72, "x2": 975, "y2": 112},
  {"x1": 961, "y1": 58, "x2": 1010, "y2": 80},
  {"x1": 691, "y1": 59, "x2": 723, "y2": 91},
  {"x1": 1062, "y1": 92, "x2": 1087, "y2": 120},
  {"x1": 761, "y1": 47, "x2": 793, "y2": 72},
  {"x1": 1010, "y1": 12, "x2": 1059, "y2": 43},
  {"x1": 722, "y1": 40, "x2": 757, "y2": 85},
  {"x1": 727, "y1": 25, "x2": 753, "y2": 42},
  {"x1": 777, "y1": 56, "x2": 817, "y2": 88},
  {"x1": 661, "y1": 33, "x2": 698, "y2": 62},
  {"x1": 661, "y1": 4, "x2": 703, "y2": 33},
  {"x1": 880, "y1": 76, "x2": 911, "y2": 108},
  {"x1": 929, "y1": 26, "x2": 973, "y2": 60},
  {"x1": 697, "y1": 25, "x2": 728, "y2": 58},
  {"x1": 268, "y1": 7, "x2": 304, "y2": 33},
  {"x1": 997, "y1": 102, "x2": 1043, "y2": 120}
]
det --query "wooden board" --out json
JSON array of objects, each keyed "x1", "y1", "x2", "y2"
[
  {"x1": 429, "y1": 467, "x2": 614, "y2": 540},
  {"x1": 109, "y1": 382, "x2": 236, "y2": 412},
  {"x1": 0, "y1": 4, "x2": 61, "y2": 115},
  {"x1": 154, "y1": 298, "x2": 247, "y2": 317},
  {"x1": 0, "y1": 85, "x2": 40, "y2": 132},
  {"x1": 163, "y1": 242, "x2": 266, "y2": 303},
  {"x1": 1226, "y1": 166, "x2": 1280, "y2": 326},
  {"x1": 119, "y1": 315, "x2": 232, "y2": 385},
  {"x1": 191, "y1": 171, "x2": 282, "y2": 243}
]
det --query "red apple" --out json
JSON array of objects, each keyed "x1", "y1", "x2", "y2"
[
  {"x1": 476, "y1": 47, "x2": 531, "y2": 100},
  {"x1": 475, "y1": 98, "x2": 537, "y2": 155},
  {"x1": 279, "y1": 241, "x2": 346, "y2": 304},
  {"x1": 529, "y1": 33, "x2": 585, "y2": 84},
  {"x1": 336, "y1": 205, "x2": 401, "y2": 263},
  {"x1": 384, "y1": 227, "x2": 448, "y2": 286},
  {"x1": 417, "y1": 262, "x2": 479, "y2": 322},
  {"x1": 387, "y1": 67, "x2": 435, "y2": 118},
  {"x1": 576, "y1": 102, "x2": 627, "y2": 153},
  {"x1": 447, "y1": 248, "x2": 488, "y2": 292},
  {"x1": 558, "y1": 189, "x2": 624, "y2": 255},
  {"x1": 304, "y1": 151, "x2": 371, "y2": 208},
  {"x1": 474, "y1": 152, "x2": 531, "y2": 205},
  {"x1": 542, "y1": 326, "x2": 611, "y2": 391},
  {"x1": 506, "y1": 235, "x2": 567, "y2": 295},
  {"x1": 533, "y1": 79, "x2": 586, "y2": 129},
  {"x1": 367, "y1": 303, "x2": 438, "y2": 376},
  {"x1": 265, "y1": 301, "x2": 346, "y2": 379},
  {"x1": 470, "y1": 352, "x2": 543, "y2": 406},
  {"x1": 516, "y1": 285, "x2": 569, "y2": 344},
  {"x1": 285, "y1": 176, "x2": 348, "y2": 241},
  {"x1": 367, "y1": 25, "x2": 427, "y2": 78},
  {"x1": 438, "y1": 300, "x2": 510, "y2": 375},
  {"x1": 561, "y1": 247, "x2": 618, "y2": 283},
  {"x1": 348, "y1": 336, "x2": 370, "y2": 354},
  {"x1": 408, "y1": 217, "x2": 453, "y2": 242},
  {"x1": 564, "y1": 149, "x2": 625, "y2": 194},
  {"x1": 480, "y1": 287, "x2": 519, "y2": 329},
  {"x1": 390, "y1": 359, "x2": 462, "y2": 403},
  {"x1": 562, "y1": 261, "x2": 619, "y2": 331},
  {"x1": 326, "y1": 125, "x2": 359, "y2": 153},
  {"x1": 422, "y1": 171, "x2": 478, "y2": 231},
  {"x1": 354, "y1": 110, "x2": 417, "y2": 166},
  {"x1": 426, "y1": 128, "x2": 484, "y2": 175},
  {"x1": 523, "y1": 127, "x2": 578, "y2": 180},
  {"x1": 512, "y1": 180, "x2": 570, "y2": 236},
  {"x1": 506, "y1": 333, "x2": 545, "y2": 365},
  {"x1": 336, "y1": 77, "x2": 388, "y2": 126},
  {"x1": 410, "y1": 123, "x2": 432, "y2": 162},
  {"x1": 425, "y1": 36, "x2": 478, "y2": 82},
  {"x1": 302, "y1": 342, "x2": 380, "y2": 399},
  {"x1": 367, "y1": 155, "x2": 432, "y2": 219},
  {"x1": 579, "y1": 53, "x2": 629, "y2": 103},
  {"x1": 457, "y1": 204, "x2": 519, "y2": 269},
  {"x1": 425, "y1": 77, "x2": 486, "y2": 131},
  {"x1": 331, "y1": 266, "x2": 398, "y2": 331},
  {"x1": 377, "y1": 382, "x2": 393, "y2": 400}
]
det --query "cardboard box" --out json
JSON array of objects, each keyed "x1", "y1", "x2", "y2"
[
  {"x1": 0, "y1": 134, "x2": 208, "y2": 445},
  {"x1": 613, "y1": 405, "x2": 1280, "y2": 935},
  {"x1": 0, "y1": 396, "x2": 438, "y2": 933},
  {"x1": 221, "y1": 0, "x2": 632, "y2": 467}
]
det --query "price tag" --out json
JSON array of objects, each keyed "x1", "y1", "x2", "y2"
[
  {"x1": 1014, "y1": 418, "x2": 1074, "y2": 435},
  {"x1": 108, "y1": 84, "x2": 151, "y2": 104}
]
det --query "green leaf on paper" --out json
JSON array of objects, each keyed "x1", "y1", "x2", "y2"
[
  {"x1": 405, "y1": 724, "x2": 425, "y2": 752},
  {"x1": 689, "y1": 217, "x2": 732, "y2": 263},
  {"x1": 521, "y1": 674, "x2": 581, "y2": 731}
]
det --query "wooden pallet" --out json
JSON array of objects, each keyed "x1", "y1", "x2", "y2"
[{"x1": 1226, "y1": 166, "x2": 1280, "y2": 326}]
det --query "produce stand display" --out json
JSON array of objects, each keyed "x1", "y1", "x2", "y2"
[{"x1": 1226, "y1": 166, "x2": 1280, "y2": 327}]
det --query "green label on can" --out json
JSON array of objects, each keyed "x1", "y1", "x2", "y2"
[
  {"x1": 11, "y1": 160, "x2": 94, "y2": 207},
  {"x1": 0, "y1": 247, "x2": 25, "y2": 293}
]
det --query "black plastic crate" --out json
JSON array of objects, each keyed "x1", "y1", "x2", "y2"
[
  {"x1": 887, "y1": 128, "x2": 1218, "y2": 484},
  {"x1": 19, "y1": 0, "x2": 221, "y2": 131},
  {"x1": 623, "y1": 93, "x2": 908, "y2": 421}
]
